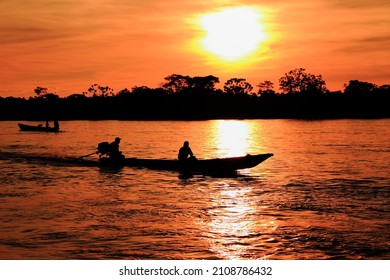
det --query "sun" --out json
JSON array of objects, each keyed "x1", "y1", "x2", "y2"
[{"x1": 199, "y1": 7, "x2": 266, "y2": 61}]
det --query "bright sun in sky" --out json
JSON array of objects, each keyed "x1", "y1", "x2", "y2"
[{"x1": 199, "y1": 7, "x2": 266, "y2": 61}]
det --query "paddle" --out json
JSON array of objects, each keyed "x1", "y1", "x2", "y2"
[{"x1": 78, "y1": 152, "x2": 98, "y2": 159}]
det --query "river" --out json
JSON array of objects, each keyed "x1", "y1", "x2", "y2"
[{"x1": 0, "y1": 119, "x2": 389, "y2": 259}]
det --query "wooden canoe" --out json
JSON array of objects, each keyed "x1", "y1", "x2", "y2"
[
  {"x1": 18, "y1": 123, "x2": 60, "y2": 132},
  {"x1": 99, "y1": 153, "x2": 274, "y2": 173}
]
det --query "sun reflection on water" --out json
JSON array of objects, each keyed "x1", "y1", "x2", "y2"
[
  {"x1": 212, "y1": 120, "x2": 252, "y2": 157},
  {"x1": 204, "y1": 184, "x2": 278, "y2": 259}
]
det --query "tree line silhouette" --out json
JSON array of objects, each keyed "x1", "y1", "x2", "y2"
[{"x1": 1, "y1": 68, "x2": 389, "y2": 120}]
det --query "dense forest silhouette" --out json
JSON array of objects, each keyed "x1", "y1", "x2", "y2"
[{"x1": 1, "y1": 68, "x2": 389, "y2": 120}]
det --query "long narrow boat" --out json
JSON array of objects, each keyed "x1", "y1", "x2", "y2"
[
  {"x1": 2, "y1": 151, "x2": 273, "y2": 174},
  {"x1": 99, "y1": 153, "x2": 274, "y2": 173},
  {"x1": 18, "y1": 123, "x2": 60, "y2": 132}
]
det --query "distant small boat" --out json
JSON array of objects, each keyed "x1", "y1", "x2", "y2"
[{"x1": 18, "y1": 123, "x2": 60, "y2": 132}]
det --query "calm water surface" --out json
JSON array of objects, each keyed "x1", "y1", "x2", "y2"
[{"x1": 0, "y1": 120, "x2": 389, "y2": 259}]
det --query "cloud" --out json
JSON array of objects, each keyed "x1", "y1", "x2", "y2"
[
  {"x1": 337, "y1": 34, "x2": 390, "y2": 53},
  {"x1": 0, "y1": 1, "x2": 97, "y2": 45},
  {"x1": 324, "y1": 0, "x2": 390, "y2": 9}
]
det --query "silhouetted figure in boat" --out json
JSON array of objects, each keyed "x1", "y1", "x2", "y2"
[
  {"x1": 46, "y1": 121, "x2": 50, "y2": 128},
  {"x1": 178, "y1": 141, "x2": 196, "y2": 162},
  {"x1": 109, "y1": 137, "x2": 125, "y2": 160},
  {"x1": 53, "y1": 120, "x2": 59, "y2": 131}
]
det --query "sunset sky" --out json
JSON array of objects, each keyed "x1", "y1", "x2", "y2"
[{"x1": 0, "y1": 0, "x2": 389, "y2": 97}]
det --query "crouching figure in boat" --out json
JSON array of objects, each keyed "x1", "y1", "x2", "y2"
[{"x1": 97, "y1": 137, "x2": 125, "y2": 166}]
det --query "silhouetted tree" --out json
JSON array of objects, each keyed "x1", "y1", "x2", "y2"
[
  {"x1": 377, "y1": 84, "x2": 390, "y2": 94},
  {"x1": 224, "y1": 78, "x2": 253, "y2": 95},
  {"x1": 42, "y1": 93, "x2": 60, "y2": 101},
  {"x1": 162, "y1": 74, "x2": 219, "y2": 94},
  {"x1": 131, "y1": 86, "x2": 152, "y2": 95},
  {"x1": 34, "y1": 86, "x2": 48, "y2": 97},
  {"x1": 67, "y1": 93, "x2": 88, "y2": 101},
  {"x1": 279, "y1": 68, "x2": 327, "y2": 95},
  {"x1": 162, "y1": 74, "x2": 191, "y2": 94},
  {"x1": 257, "y1": 80, "x2": 276, "y2": 97},
  {"x1": 88, "y1": 84, "x2": 114, "y2": 97},
  {"x1": 116, "y1": 88, "x2": 132, "y2": 97},
  {"x1": 33, "y1": 86, "x2": 59, "y2": 100},
  {"x1": 1, "y1": 71, "x2": 389, "y2": 121},
  {"x1": 188, "y1": 75, "x2": 220, "y2": 94},
  {"x1": 344, "y1": 80, "x2": 377, "y2": 95}
]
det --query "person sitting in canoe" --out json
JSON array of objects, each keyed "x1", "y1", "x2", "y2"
[
  {"x1": 178, "y1": 141, "x2": 196, "y2": 162},
  {"x1": 108, "y1": 137, "x2": 125, "y2": 160},
  {"x1": 53, "y1": 120, "x2": 60, "y2": 131}
]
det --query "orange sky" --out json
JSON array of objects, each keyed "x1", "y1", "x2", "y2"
[{"x1": 0, "y1": 0, "x2": 389, "y2": 97}]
